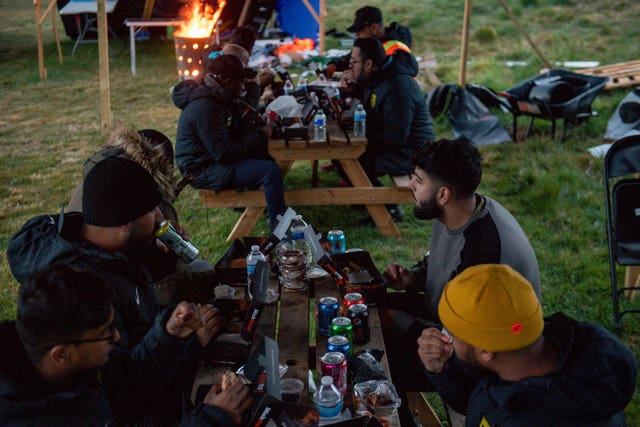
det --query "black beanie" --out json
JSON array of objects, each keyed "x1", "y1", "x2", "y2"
[{"x1": 82, "y1": 157, "x2": 162, "y2": 227}]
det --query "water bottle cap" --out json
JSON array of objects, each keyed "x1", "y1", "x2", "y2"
[
  {"x1": 251, "y1": 245, "x2": 260, "y2": 251},
  {"x1": 294, "y1": 214, "x2": 302, "y2": 220},
  {"x1": 320, "y1": 376, "x2": 333, "y2": 385}
]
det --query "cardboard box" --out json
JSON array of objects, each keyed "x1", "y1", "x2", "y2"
[{"x1": 330, "y1": 252, "x2": 387, "y2": 305}]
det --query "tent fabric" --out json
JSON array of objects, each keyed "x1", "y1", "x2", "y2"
[
  {"x1": 605, "y1": 88, "x2": 640, "y2": 141},
  {"x1": 275, "y1": 0, "x2": 319, "y2": 40}
]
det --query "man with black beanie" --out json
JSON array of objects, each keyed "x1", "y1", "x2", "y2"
[{"x1": 7, "y1": 156, "x2": 224, "y2": 424}]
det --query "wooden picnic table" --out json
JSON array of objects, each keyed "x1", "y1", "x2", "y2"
[
  {"x1": 199, "y1": 124, "x2": 414, "y2": 241},
  {"x1": 192, "y1": 274, "x2": 402, "y2": 425}
]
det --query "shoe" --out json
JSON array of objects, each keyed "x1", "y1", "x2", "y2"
[
  {"x1": 320, "y1": 163, "x2": 336, "y2": 171},
  {"x1": 337, "y1": 179, "x2": 350, "y2": 187}
]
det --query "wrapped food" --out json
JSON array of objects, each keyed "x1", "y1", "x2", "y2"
[
  {"x1": 349, "y1": 349, "x2": 387, "y2": 384},
  {"x1": 353, "y1": 380, "x2": 401, "y2": 419}
]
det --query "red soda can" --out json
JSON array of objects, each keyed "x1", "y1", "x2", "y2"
[
  {"x1": 343, "y1": 292, "x2": 365, "y2": 311},
  {"x1": 320, "y1": 351, "x2": 348, "y2": 396}
]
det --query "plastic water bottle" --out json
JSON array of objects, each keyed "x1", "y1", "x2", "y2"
[
  {"x1": 290, "y1": 215, "x2": 313, "y2": 265},
  {"x1": 313, "y1": 109, "x2": 327, "y2": 142},
  {"x1": 283, "y1": 79, "x2": 295, "y2": 96},
  {"x1": 353, "y1": 104, "x2": 366, "y2": 137},
  {"x1": 246, "y1": 245, "x2": 267, "y2": 288},
  {"x1": 313, "y1": 376, "x2": 343, "y2": 420},
  {"x1": 297, "y1": 77, "x2": 308, "y2": 92}
]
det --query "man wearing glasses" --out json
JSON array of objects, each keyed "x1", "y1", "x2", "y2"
[
  {"x1": 0, "y1": 266, "x2": 251, "y2": 426},
  {"x1": 342, "y1": 37, "x2": 434, "y2": 223}
]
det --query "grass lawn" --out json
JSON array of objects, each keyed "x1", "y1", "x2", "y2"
[{"x1": 1, "y1": 0, "x2": 639, "y2": 423}]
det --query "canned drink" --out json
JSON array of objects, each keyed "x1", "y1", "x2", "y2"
[
  {"x1": 318, "y1": 296, "x2": 339, "y2": 337},
  {"x1": 327, "y1": 335, "x2": 351, "y2": 358},
  {"x1": 330, "y1": 317, "x2": 353, "y2": 344},
  {"x1": 343, "y1": 292, "x2": 365, "y2": 310},
  {"x1": 327, "y1": 230, "x2": 346, "y2": 254},
  {"x1": 348, "y1": 303, "x2": 370, "y2": 344},
  {"x1": 155, "y1": 220, "x2": 199, "y2": 263},
  {"x1": 320, "y1": 351, "x2": 348, "y2": 396}
]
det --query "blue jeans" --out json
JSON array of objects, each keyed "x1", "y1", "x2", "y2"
[{"x1": 229, "y1": 159, "x2": 286, "y2": 230}]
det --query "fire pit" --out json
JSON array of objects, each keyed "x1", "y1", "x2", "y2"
[{"x1": 174, "y1": 0, "x2": 226, "y2": 81}]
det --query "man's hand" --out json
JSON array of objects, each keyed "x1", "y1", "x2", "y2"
[
  {"x1": 196, "y1": 304, "x2": 225, "y2": 347},
  {"x1": 339, "y1": 69, "x2": 355, "y2": 88},
  {"x1": 324, "y1": 63, "x2": 337, "y2": 78},
  {"x1": 203, "y1": 381, "x2": 253, "y2": 425},
  {"x1": 258, "y1": 70, "x2": 275, "y2": 88},
  {"x1": 165, "y1": 302, "x2": 204, "y2": 338},
  {"x1": 417, "y1": 327, "x2": 454, "y2": 373},
  {"x1": 384, "y1": 263, "x2": 417, "y2": 291},
  {"x1": 172, "y1": 222, "x2": 190, "y2": 241}
]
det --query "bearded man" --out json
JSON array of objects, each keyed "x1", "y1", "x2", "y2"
[{"x1": 379, "y1": 137, "x2": 540, "y2": 426}]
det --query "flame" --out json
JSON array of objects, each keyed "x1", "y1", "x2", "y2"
[
  {"x1": 275, "y1": 38, "x2": 315, "y2": 56},
  {"x1": 175, "y1": 0, "x2": 226, "y2": 38}
]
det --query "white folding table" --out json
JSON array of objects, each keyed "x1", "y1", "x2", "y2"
[{"x1": 124, "y1": 18, "x2": 181, "y2": 75}]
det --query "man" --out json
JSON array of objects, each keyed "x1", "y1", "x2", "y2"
[
  {"x1": 419, "y1": 264, "x2": 637, "y2": 425},
  {"x1": 0, "y1": 265, "x2": 252, "y2": 426},
  {"x1": 381, "y1": 136, "x2": 538, "y2": 426},
  {"x1": 173, "y1": 54, "x2": 286, "y2": 230},
  {"x1": 326, "y1": 6, "x2": 418, "y2": 78},
  {"x1": 7, "y1": 156, "x2": 223, "y2": 422},
  {"x1": 345, "y1": 37, "x2": 434, "y2": 221},
  {"x1": 65, "y1": 127, "x2": 215, "y2": 306}
]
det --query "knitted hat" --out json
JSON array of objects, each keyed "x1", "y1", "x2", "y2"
[
  {"x1": 438, "y1": 264, "x2": 543, "y2": 352},
  {"x1": 82, "y1": 157, "x2": 161, "y2": 227}
]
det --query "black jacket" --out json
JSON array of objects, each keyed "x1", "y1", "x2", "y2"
[
  {"x1": 172, "y1": 79, "x2": 268, "y2": 190},
  {"x1": 361, "y1": 56, "x2": 435, "y2": 176},
  {"x1": 0, "y1": 317, "x2": 235, "y2": 427},
  {"x1": 426, "y1": 313, "x2": 638, "y2": 426},
  {"x1": 7, "y1": 212, "x2": 159, "y2": 349},
  {"x1": 329, "y1": 22, "x2": 419, "y2": 77}
]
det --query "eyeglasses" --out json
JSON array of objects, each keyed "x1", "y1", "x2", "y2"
[
  {"x1": 63, "y1": 321, "x2": 117, "y2": 345},
  {"x1": 348, "y1": 59, "x2": 362, "y2": 68}
]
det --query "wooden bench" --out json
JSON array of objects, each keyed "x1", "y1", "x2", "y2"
[{"x1": 198, "y1": 128, "x2": 414, "y2": 241}]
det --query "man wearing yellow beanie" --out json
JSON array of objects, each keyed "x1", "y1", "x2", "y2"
[{"x1": 419, "y1": 264, "x2": 637, "y2": 426}]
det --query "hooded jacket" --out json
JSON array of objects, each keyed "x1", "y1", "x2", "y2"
[
  {"x1": 172, "y1": 79, "x2": 268, "y2": 190},
  {"x1": 361, "y1": 56, "x2": 435, "y2": 176},
  {"x1": 0, "y1": 316, "x2": 235, "y2": 427},
  {"x1": 7, "y1": 212, "x2": 159, "y2": 349},
  {"x1": 426, "y1": 313, "x2": 638, "y2": 426},
  {"x1": 329, "y1": 22, "x2": 419, "y2": 77}
]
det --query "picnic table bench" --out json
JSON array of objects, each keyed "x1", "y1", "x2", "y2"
[{"x1": 199, "y1": 125, "x2": 414, "y2": 241}]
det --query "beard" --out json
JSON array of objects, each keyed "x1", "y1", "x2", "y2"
[
  {"x1": 413, "y1": 194, "x2": 443, "y2": 220},
  {"x1": 128, "y1": 221, "x2": 156, "y2": 249},
  {"x1": 459, "y1": 346, "x2": 493, "y2": 376}
]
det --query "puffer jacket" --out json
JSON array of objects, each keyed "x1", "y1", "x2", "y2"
[
  {"x1": 361, "y1": 56, "x2": 435, "y2": 176},
  {"x1": 426, "y1": 313, "x2": 638, "y2": 426},
  {"x1": 172, "y1": 79, "x2": 268, "y2": 190}
]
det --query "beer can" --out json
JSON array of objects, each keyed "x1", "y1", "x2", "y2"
[
  {"x1": 327, "y1": 230, "x2": 346, "y2": 254},
  {"x1": 343, "y1": 292, "x2": 365, "y2": 311},
  {"x1": 318, "y1": 296, "x2": 339, "y2": 337},
  {"x1": 327, "y1": 334, "x2": 351, "y2": 358},
  {"x1": 330, "y1": 317, "x2": 353, "y2": 344},
  {"x1": 155, "y1": 220, "x2": 199, "y2": 263},
  {"x1": 320, "y1": 351, "x2": 348, "y2": 396},
  {"x1": 348, "y1": 303, "x2": 370, "y2": 344}
]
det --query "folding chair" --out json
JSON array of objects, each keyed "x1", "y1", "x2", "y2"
[
  {"x1": 604, "y1": 133, "x2": 640, "y2": 334},
  {"x1": 58, "y1": 0, "x2": 119, "y2": 57}
]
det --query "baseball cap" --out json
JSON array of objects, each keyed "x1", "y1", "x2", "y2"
[{"x1": 347, "y1": 6, "x2": 382, "y2": 33}]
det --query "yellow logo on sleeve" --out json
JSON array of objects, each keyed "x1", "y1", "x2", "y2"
[
  {"x1": 370, "y1": 93, "x2": 376, "y2": 109},
  {"x1": 479, "y1": 417, "x2": 491, "y2": 427}
]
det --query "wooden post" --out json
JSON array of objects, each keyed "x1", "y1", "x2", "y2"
[
  {"x1": 238, "y1": 0, "x2": 252, "y2": 26},
  {"x1": 142, "y1": 0, "x2": 155, "y2": 19},
  {"x1": 496, "y1": 0, "x2": 552, "y2": 69},
  {"x1": 458, "y1": 0, "x2": 472, "y2": 86},
  {"x1": 97, "y1": 0, "x2": 112, "y2": 135},
  {"x1": 35, "y1": 0, "x2": 46, "y2": 80}
]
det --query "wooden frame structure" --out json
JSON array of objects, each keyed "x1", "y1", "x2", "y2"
[{"x1": 35, "y1": 0, "x2": 63, "y2": 80}]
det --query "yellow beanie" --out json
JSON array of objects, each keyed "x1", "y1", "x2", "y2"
[{"x1": 438, "y1": 264, "x2": 543, "y2": 352}]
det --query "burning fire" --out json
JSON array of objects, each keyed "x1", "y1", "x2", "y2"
[{"x1": 175, "y1": 0, "x2": 226, "y2": 38}]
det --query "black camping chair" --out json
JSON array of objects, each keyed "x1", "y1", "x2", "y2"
[
  {"x1": 604, "y1": 133, "x2": 640, "y2": 334},
  {"x1": 503, "y1": 69, "x2": 610, "y2": 142},
  {"x1": 605, "y1": 88, "x2": 640, "y2": 141}
]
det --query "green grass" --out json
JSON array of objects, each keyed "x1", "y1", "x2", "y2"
[{"x1": 1, "y1": 0, "x2": 640, "y2": 423}]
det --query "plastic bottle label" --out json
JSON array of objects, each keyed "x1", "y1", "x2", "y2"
[
  {"x1": 315, "y1": 400, "x2": 342, "y2": 418},
  {"x1": 246, "y1": 263, "x2": 257, "y2": 276},
  {"x1": 291, "y1": 230, "x2": 305, "y2": 241},
  {"x1": 314, "y1": 117, "x2": 326, "y2": 126}
]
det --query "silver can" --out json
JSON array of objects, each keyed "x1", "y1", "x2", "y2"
[{"x1": 155, "y1": 220, "x2": 199, "y2": 263}]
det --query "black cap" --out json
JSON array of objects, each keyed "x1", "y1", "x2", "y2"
[
  {"x1": 347, "y1": 6, "x2": 382, "y2": 33},
  {"x1": 82, "y1": 157, "x2": 161, "y2": 227},
  {"x1": 207, "y1": 54, "x2": 257, "y2": 80}
]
